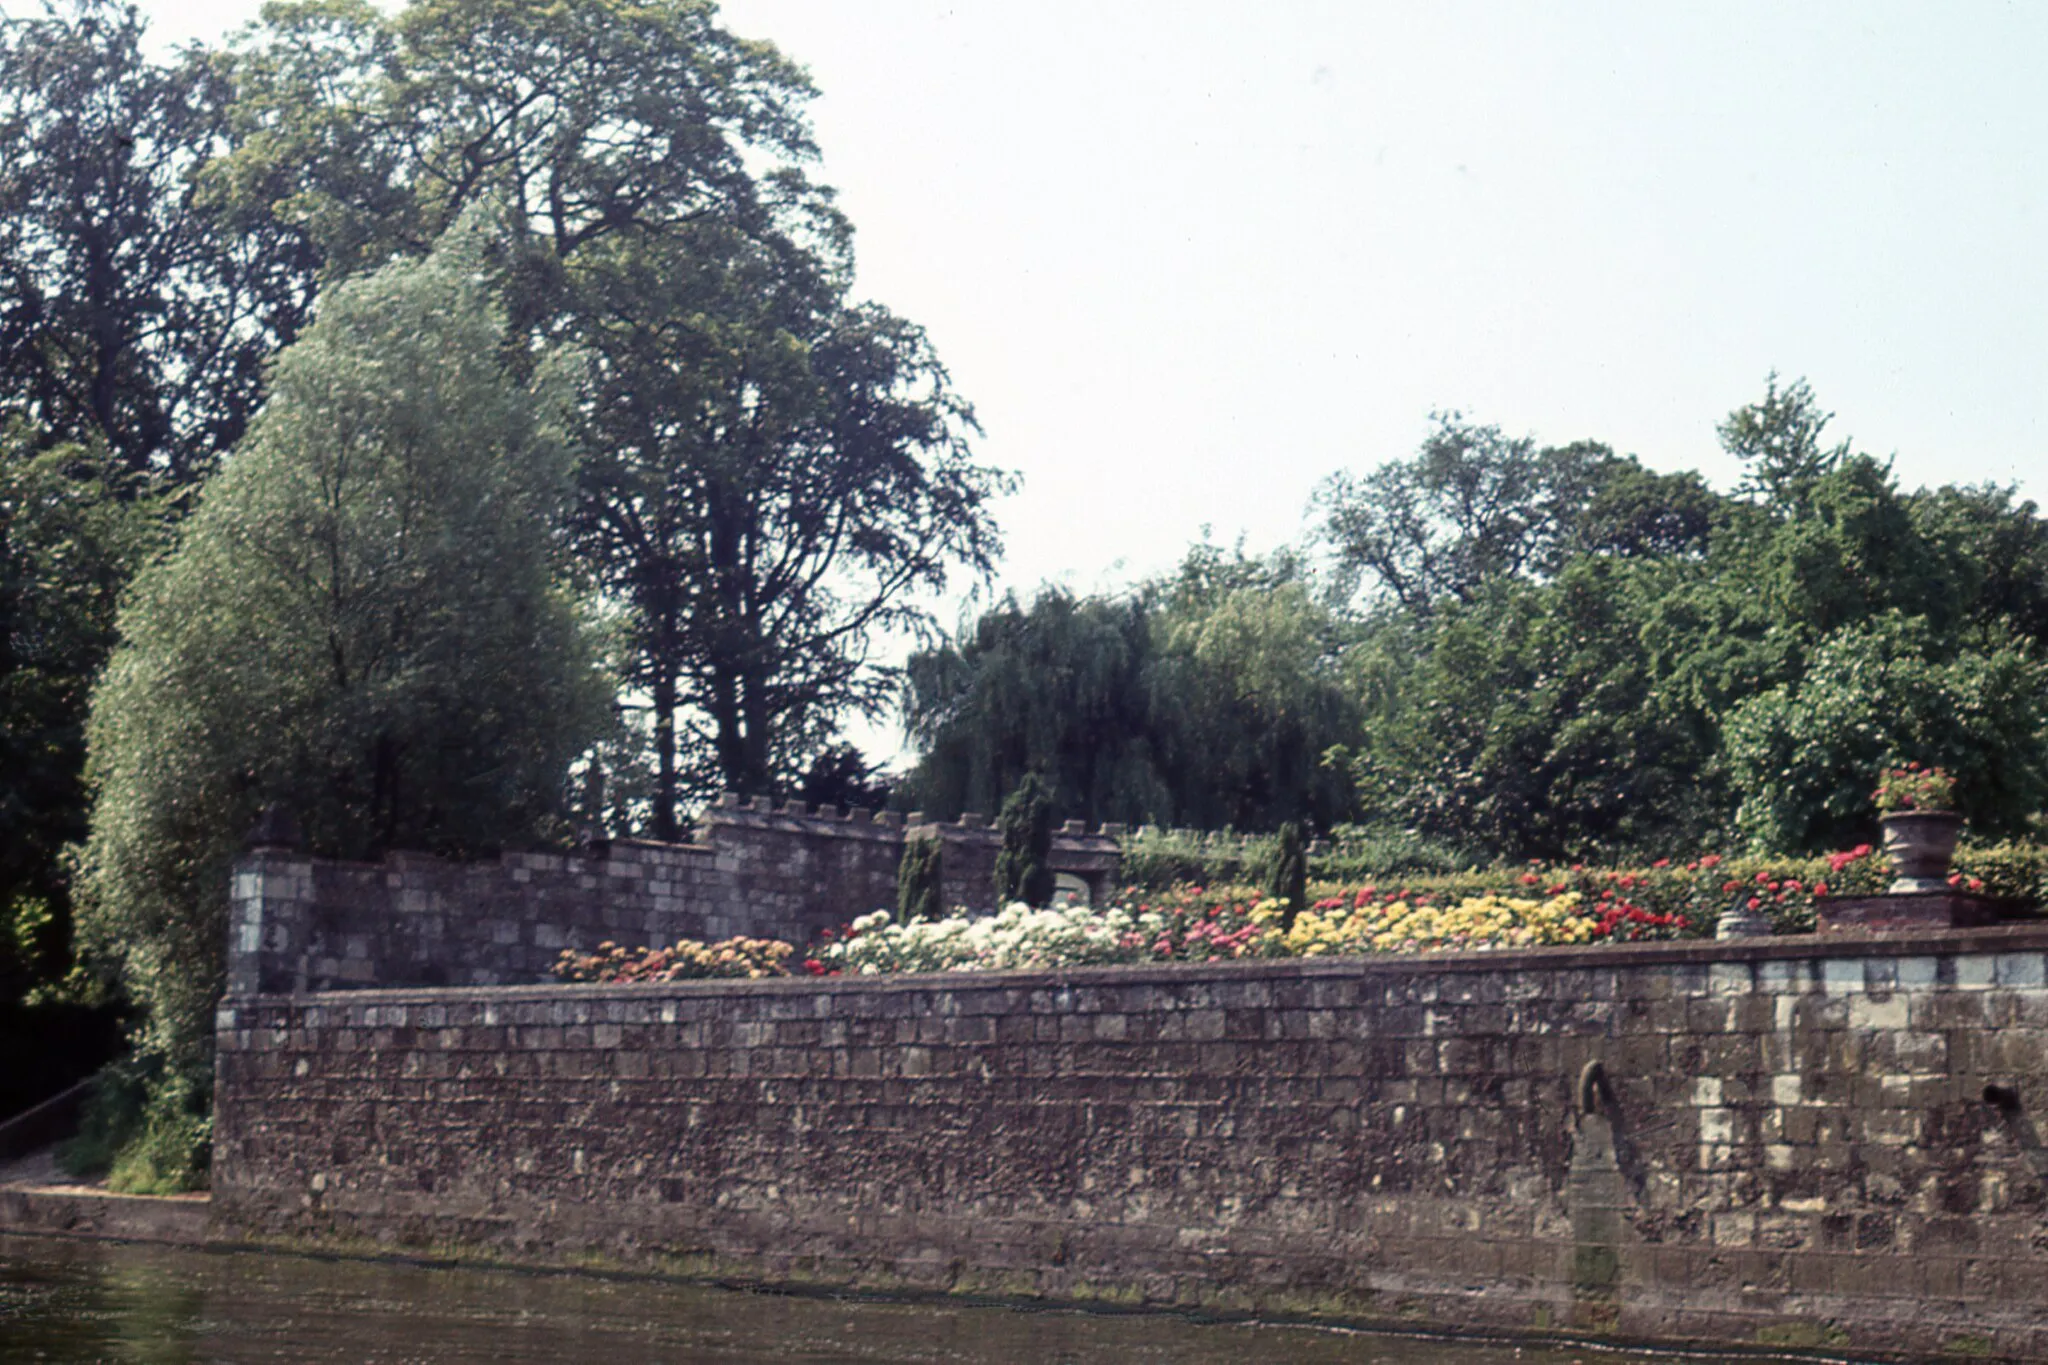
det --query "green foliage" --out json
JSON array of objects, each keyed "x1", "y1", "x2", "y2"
[
  {"x1": 1956, "y1": 840, "x2": 2048, "y2": 903},
  {"x1": 903, "y1": 543, "x2": 1360, "y2": 833},
  {"x1": 994, "y1": 774, "x2": 1055, "y2": 907},
  {"x1": 1311, "y1": 826, "x2": 1468, "y2": 881},
  {"x1": 569, "y1": 222, "x2": 1005, "y2": 824},
  {"x1": 895, "y1": 835, "x2": 944, "y2": 924},
  {"x1": 1263, "y1": 821, "x2": 1308, "y2": 927},
  {"x1": 56, "y1": 1053, "x2": 208, "y2": 1194},
  {"x1": 220, "y1": 0, "x2": 1008, "y2": 828},
  {"x1": 904, "y1": 588, "x2": 1167, "y2": 826},
  {"x1": 0, "y1": 0, "x2": 314, "y2": 482},
  {"x1": 1149, "y1": 566, "x2": 1362, "y2": 831},
  {"x1": 1721, "y1": 374, "x2": 1847, "y2": 514},
  {"x1": 1115, "y1": 824, "x2": 1466, "y2": 896},
  {"x1": 1348, "y1": 559, "x2": 1722, "y2": 861},
  {"x1": 1723, "y1": 616, "x2": 2048, "y2": 852},
  {"x1": 0, "y1": 431, "x2": 167, "y2": 1005},
  {"x1": 1316, "y1": 415, "x2": 1587, "y2": 613},
  {"x1": 1307, "y1": 377, "x2": 2048, "y2": 862},
  {"x1": 73, "y1": 215, "x2": 610, "y2": 1135},
  {"x1": 1115, "y1": 827, "x2": 1269, "y2": 892}
]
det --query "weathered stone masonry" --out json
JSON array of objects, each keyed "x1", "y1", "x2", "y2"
[
  {"x1": 229, "y1": 798, "x2": 1123, "y2": 993},
  {"x1": 214, "y1": 927, "x2": 2048, "y2": 1359}
]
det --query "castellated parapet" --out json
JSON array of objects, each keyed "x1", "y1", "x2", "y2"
[{"x1": 227, "y1": 797, "x2": 1125, "y2": 994}]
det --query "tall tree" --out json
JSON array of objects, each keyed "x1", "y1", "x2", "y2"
[
  {"x1": 993, "y1": 772, "x2": 1055, "y2": 907},
  {"x1": 0, "y1": 426, "x2": 162, "y2": 996},
  {"x1": 570, "y1": 222, "x2": 1002, "y2": 829},
  {"x1": 221, "y1": 0, "x2": 1006, "y2": 831},
  {"x1": 902, "y1": 545, "x2": 1360, "y2": 833},
  {"x1": 73, "y1": 216, "x2": 608, "y2": 1188},
  {"x1": 903, "y1": 588, "x2": 1165, "y2": 828},
  {"x1": 1316, "y1": 417, "x2": 1655, "y2": 613},
  {"x1": 0, "y1": 0, "x2": 315, "y2": 482}
]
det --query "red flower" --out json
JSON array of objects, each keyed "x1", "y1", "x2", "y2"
[
  {"x1": 1652, "y1": 858, "x2": 1671, "y2": 869},
  {"x1": 1700, "y1": 854, "x2": 1723, "y2": 868},
  {"x1": 1813, "y1": 881, "x2": 1829, "y2": 896},
  {"x1": 1747, "y1": 897, "x2": 1762, "y2": 911}
]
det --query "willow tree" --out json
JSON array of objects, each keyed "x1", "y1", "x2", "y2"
[{"x1": 74, "y1": 215, "x2": 608, "y2": 1189}]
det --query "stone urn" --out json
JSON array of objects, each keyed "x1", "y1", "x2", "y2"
[{"x1": 1879, "y1": 810, "x2": 1964, "y2": 893}]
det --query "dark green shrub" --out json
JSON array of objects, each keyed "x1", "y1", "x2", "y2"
[
  {"x1": 1265, "y1": 821, "x2": 1309, "y2": 929},
  {"x1": 57, "y1": 1056, "x2": 207, "y2": 1193},
  {"x1": 896, "y1": 835, "x2": 944, "y2": 922},
  {"x1": 994, "y1": 773, "x2": 1055, "y2": 906}
]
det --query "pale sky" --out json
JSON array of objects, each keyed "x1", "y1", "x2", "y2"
[
  {"x1": 86, "y1": 1, "x2": 2048, "y2": 759},
  {"x1": 120, "y1": 0, "x2": 2048, "y2": 594}
]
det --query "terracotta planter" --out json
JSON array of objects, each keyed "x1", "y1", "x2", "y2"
[{"x1": 1879, "y1": 810, "x2": 1964, "y2": 893}]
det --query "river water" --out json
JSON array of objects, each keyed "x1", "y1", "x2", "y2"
[{"x1": 0, "y1": 1233, "x2": 1807, "y2": 1364}]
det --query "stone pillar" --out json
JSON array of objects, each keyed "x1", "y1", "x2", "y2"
[{"x1": 229, "y1": 805, "x2": 313, "y2": 995}]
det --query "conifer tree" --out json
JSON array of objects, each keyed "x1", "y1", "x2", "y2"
[{"x1": 994, "y1": 773, "x2": 1055, "y2": 907}]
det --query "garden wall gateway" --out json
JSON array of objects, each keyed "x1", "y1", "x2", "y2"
[{"x1": 212, "y1": 927, "x2": 2048, "y2": 1359}]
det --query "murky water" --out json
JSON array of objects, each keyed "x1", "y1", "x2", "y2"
[{"x1": 0, "y1": 1233, "x2": 1803, "y2": 1364}]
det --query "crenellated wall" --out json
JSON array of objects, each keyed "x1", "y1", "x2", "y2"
[
  {"x1": 227, "y1": 797, "x2": 1125, "y2": 994},
  {"x1": 212, "y1": 926, "x2": 2048, "y2": 1359}
]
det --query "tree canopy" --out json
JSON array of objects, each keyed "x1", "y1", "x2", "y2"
[
  {"x1": 217, "y1": 0, "x2": 1009, "y2": 828},
  {"x1": 906, "y1": 379, "x2": 2048, "y2": 861},
  {"x1": 72, "y1": 216, "x2": 608, "y2": 1187}
]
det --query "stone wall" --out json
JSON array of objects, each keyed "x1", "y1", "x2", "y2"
[
  {"x1": 227, "y1": 798, "x2": 1123, "y2": 994},
  {"x1": 213, "y1": 926, "x2": 2048, "y2": 1359}
]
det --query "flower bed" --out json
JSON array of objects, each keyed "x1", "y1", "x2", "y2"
[
  {"x1": 548, "y1": 840, "x2": 2048, "y2": 984},
  {"x1": 553, "y1": 937, "x2": 793, "y2": 982}
]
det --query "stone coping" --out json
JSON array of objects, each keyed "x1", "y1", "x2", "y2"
[
  {"x1": 222, "y1": 922, "x2": 2048, "y2": 1008},
  {"x1": 0, "y1": 1185, "x2": 211, "y2": 1247}
]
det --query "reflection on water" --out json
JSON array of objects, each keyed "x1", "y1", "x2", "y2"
[{"x1": 1, "y1": 1233, "x2": 1783, "y2": 1364}]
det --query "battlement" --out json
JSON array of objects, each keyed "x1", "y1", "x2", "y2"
[{"x1": 228, "y1": 799, "x2": 1130, "y2": 993}]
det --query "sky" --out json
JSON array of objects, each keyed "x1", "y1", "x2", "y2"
[
  {"x1": 90, "y1": 0, "x2": 2048, "y2": 754},
  {"x1": 115, "y1": 0, "x2": 2048, "y2": 599}
]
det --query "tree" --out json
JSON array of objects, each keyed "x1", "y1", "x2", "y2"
[
  {"x1": 895, "y1": 834, "x2": 942, "y2": 923},
  {"x1": 1722, "y1": 615, "x2": 2048, "y2": 853},
  {"x1": 1347, "y1": 560, "x2": 1719, "y2": 860},
  {"x1": 0, "y1": 428, "x2": 163, "y2": 999},
  {"x1": 1907, "y1": 482, "x2": 2048, "y2": 647},
  {"x1": 1317, "y1": 416, "x2": 1598, "y2": 613},
  {"x1": 73, "y1": 216, "x2": 609, "y2": 1188},
  {"x1": 1148, "y1": 573, "x2": 1361, "y2": 832},
  {"x1": 1264, "y1": 821, "x2": 1307, "y2": 930},
  {"x1": 569, "y1": 222, "x2": 1004, "y2": 828},
  {"x1": 0, "y1": 0, "x2": 315, "y2": 482},
  {"x1": 1721, "y1": 374, "x2": 1848, "y2": 514},
  {"x1": 221, "y1": 0, "x2": 1007, "y2": 829},
  {"x1": 902, "y1": 544, "x2": 1361, "y2": 833},
  {"x1": 903, "y1": 588, "x2": 1166, "y2": 826},
  {"x1": 994, "y1": 773, "x2": 1055, "y2": 908}
]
